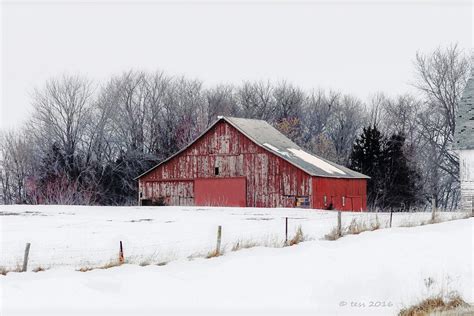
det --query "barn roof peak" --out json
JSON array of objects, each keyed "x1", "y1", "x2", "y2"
[{"x1": 136, "y1": 116, "x2": 369, "y2": 180}]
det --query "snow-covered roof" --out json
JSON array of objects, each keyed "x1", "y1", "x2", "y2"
[
  {"x1": 136, "y1": 116, "x2": 369, "y2": 180},
  {"x1": 224, "y1": 117, "x2": 369, "y2": 179},
  {"x1": 454, "y1": 74, "x2": 474, "y2": 150}
]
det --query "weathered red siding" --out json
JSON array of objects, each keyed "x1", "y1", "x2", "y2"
[
  {"x1": 312, "y1": 177, "x2": 367, "y2": 211},
  {"x1": 139, "y1": 120, "x2": 312, "y2": 208}
]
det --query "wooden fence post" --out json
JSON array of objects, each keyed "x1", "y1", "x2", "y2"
[
  {"x1": 119, "y1": 241, "x2": 124, "y2": 264},
  {"x1": 216, "y1": 226, "x2": 222, "y2": 255},
  {"x1": 285, "y1": 217, "x2": 288, "y2": 246},
  {"x1": 22, "y1": 243, "x2": 31, "y2": 272},
  {"x1": 431, "y1": 196, "x2": 436, "y2": 221},
  {"x1": 389, "y1": 210, "x2": 393, "y2": 228},
  {"x1": 337, "y1": 211, "x2": 342, "y2": 237}
]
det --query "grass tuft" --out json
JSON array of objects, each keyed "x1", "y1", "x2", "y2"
[
  {"x1": 324, "y1": 226, "x2": 341, "y2": 241},
  {"x1": 77, "y1": 266, "x2": 94, "y2": 272},
  {"x1": 287, "y1": 226, "x2": 306, "y2": 246},
  {"x1": 231, "y1": 234, "x2": 285, "y2": 251},
  {"x1": 205, "y1": 249, "x2": 222, "y2": 259},
  {"x1": 399, "y1": 293, "x2": 469, "y2": 316},
  {"x1": 0, "y1": 264, "x2": 23, "y2": 275},
  {"x1": 32, "y1": 266, "x2": 48, "y2": 273},
  {"x1": 231, "y1": 239, "x2": 259, "y2": 252},
  {"x1": 0, "y1": 266, "x2": 8, "y2": 276},
  {"x1": 324, "y1": 216, "x2": 381, "y2": 241}
]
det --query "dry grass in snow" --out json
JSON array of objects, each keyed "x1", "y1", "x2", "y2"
[
  {"x1": 325, "y1": 212, "x2": 472, "y2": 241},
  {"x1": 324, "y1": 216, "x2": 381, "y2": 240},
  {"x1": 346, "y1": 216, "x2": 381, "y2": 234},
  {"x1": 323, "y1": 226, "x2": 341, "y2": 241},
  {"x1": 231, "y1": 234, "x2": 285, "y2": 252},
  {"x1": 77, "y1": 258, "x2": 124, "y2": 272},
  {"x1": 399, "y1": 211, "x2": 472, "y2": 228},
  {"x1": 231, "y1": 239, "x2": 259, "y2": 251},
  {"x1": 288, "y1": 225, "x2": 306, "y2": 246},
  {"x1": 0, "y1": 264, "x2": 22, "y2": 276},
  {"x1": 399, "y1": 293, "x2": 470, "y2": 316},
  {"x1": 32, "y1": 266, "x2": 48, "y2": 273},
  {"x1": 205, "y1": 249, "x2": 222, "y2": 259}
]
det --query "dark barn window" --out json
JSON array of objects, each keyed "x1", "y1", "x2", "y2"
[{"x1": 215, "y1": 167, "x2": 219, "y2": 175}]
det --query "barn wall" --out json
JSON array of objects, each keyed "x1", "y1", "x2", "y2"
[
  {"x1": 459, "y1": 149, "x2": 474, "y2": 213},
  {"x1": 139, "y1": 120, "x2": 312, "y2": 207},
  {"x1": 312, "y1": 177, "x2": 367, "y2": 211}
]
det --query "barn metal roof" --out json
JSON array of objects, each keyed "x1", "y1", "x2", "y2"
[
  {"x1": 136, "y1": 116, "x2": 369, "y2": 179},
  {"x1": 223, "y1": 117, "x2": 369, "y2": 179},
  {"x1": 454, "y1": 74, "x2": 474, "y2": 150}
]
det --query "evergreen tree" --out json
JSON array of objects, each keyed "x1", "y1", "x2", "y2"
[
  {"x1": 383, "y1": 133, "x2": 420, "y2": 210},
  {"x1": 350, "y1": 128, "x2": 421, "y2": 211},
  {"x1": 349, "y1": 125, "x2": 386, "y2": 208}
]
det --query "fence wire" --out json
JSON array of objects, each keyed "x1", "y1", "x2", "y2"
[{"x1": 1, "y1": 210, "x2": 468, "y2": 271}]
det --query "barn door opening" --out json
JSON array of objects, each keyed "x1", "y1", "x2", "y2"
[{"x1": 194, "y1": 178, "x2": 246, "y2": 207}]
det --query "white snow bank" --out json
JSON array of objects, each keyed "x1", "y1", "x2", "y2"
[
  {"x1": 1, "y1": 218, "x2": 472, "y2": 315},
  {"x1": 287, "y1": 148, "x2": 346, "y2": 175},
  {"x1": 0, "y1": 205, "x2": 464, "y2": 270}
]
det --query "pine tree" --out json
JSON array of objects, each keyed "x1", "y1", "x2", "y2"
[
  {"x1": 349, "y1": 125, "x2": 386, "y2": 208},
  {"x1": 383, "y1": 133, "x2": 420, "y2": 210},
  {"x1": 350, "y1": 128, "x2": 421, "y2": 211}
]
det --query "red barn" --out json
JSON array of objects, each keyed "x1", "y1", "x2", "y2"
[{"x1": 136, "y1": 117, "x2": 369, "y2": 211}]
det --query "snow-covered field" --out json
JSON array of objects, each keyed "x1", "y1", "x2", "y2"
[
  {"x1": 0, "y1": 205, "x2": 467, "y2": 270},
  {"x1": 0, "y1": 205, "x2": 472, "y2": 315}
]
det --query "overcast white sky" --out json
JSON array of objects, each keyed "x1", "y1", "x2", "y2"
[{"x1": 1, "y1": 0, "x2": 472, "y2": 130}]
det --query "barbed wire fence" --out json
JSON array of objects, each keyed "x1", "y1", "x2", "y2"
[{"x1": 1, "y1": 209, "x2": 469, "y2": 272}]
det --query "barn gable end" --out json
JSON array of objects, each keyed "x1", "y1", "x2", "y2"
[{"x1": 454, "y1": 72, "x2": 474, "y2": 214}]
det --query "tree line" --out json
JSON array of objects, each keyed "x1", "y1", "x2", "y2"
[{"x1": 0, "y1": 45, "x2": 470, "y2": 210}]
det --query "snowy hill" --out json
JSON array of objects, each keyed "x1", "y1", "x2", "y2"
[{"x1": 0, "y1": 206, "x2": 472, "y2": 315}]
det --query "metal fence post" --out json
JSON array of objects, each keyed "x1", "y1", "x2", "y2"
[
  {"x1": 337, "y1": 211, "x2": 342, "y2": 237},
  {"x1": 216, "y1": 226, "x2": 222, "y2": 255},
  {"x1": 22, "y1": 243, "x2": 31, "y2": 272}
]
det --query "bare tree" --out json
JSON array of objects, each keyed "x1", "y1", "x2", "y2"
[
  {"x1": 0, "y1": 131, "x2": 34, "y2": 204},
  {"x1": 414, "y1": 44, "x2": 470, "y2": 136},
  {"x1": 327, "y1": 94, "x2": 368, "y2": 164},
  {"x1": 237, "y1": 81, "x2": 275, "y2": 120},
  {"x1": 272, "y1": 81, "x2": 304, "y2": 122},
  {"x1": 31, "y1": 75, "x2": 94, "y2": 174},
  {"x1": 413, "y1": 45, "x2": 470, "y2": 210},
  {"x1": 203, "y1": 85, "x2": 239, "y2": 127},
  {"x1": 27, "y1": 75, "x2": 100, "y2": 204}
]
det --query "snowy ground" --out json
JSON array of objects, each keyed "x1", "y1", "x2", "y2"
[
  {"x1": 0, "y1": 207, "x2": 472, "y2": 315},
  {"x1": 0, "y1": 205, "x2": 467, "y2": 270}
]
